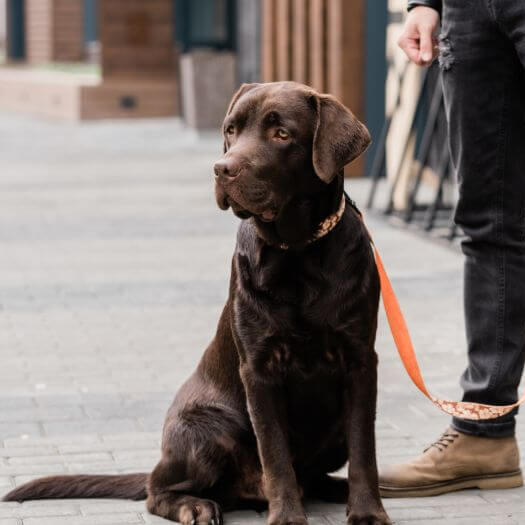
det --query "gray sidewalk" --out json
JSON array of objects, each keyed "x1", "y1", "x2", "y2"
[{"x1": 0, "y1": 114, "x2": 523, "y2": 525}]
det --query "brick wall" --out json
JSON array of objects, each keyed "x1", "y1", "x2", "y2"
[
  {"x1": 53, "y1": 0, "x2": 84, "y2": 61},
  {"x1": 25, "y1": 0, "x2": 84, "y2": 64},
  {"x1": 25, "y1": 0, "x2": 53, "y2": 63}
]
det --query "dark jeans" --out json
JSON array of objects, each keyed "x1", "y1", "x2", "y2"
[{"x1": 440, "y1": 0, "x2": 525, "y2": 437}]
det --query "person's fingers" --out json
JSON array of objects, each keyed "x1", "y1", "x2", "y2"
[
  {"x1": 398, "y1": 25, "x2": 425, "y2": 65},
  {"x1": 398, "y1": 7, "x2": 441, "y2": 66},
  {"x1": 399, "y1": 36, "x2": 424, "y2": 65},
  {"x1": 419, "y1": 25, "x2": 435, "y2": 65}
]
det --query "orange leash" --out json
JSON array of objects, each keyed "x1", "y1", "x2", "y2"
[{"x1": 372, "y1": 243, "x2": 525, "y2": 420}]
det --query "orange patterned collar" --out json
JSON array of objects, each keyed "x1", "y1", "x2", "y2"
[{"x1": 278, "y1": 195, "x2": 346, "y2": 250}]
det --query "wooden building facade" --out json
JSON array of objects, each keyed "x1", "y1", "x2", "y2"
[{"x1": 1, "y1": 0, "x2": 388, "y2": 177}]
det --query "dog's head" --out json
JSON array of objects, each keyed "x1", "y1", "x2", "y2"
[{"x1": 214, "y1": 81, "x2": 370, "y2": 222}]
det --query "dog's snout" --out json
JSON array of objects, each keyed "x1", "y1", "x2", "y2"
[{"x1": 214, "y1": 159, "x2": 240, "y2": 179}]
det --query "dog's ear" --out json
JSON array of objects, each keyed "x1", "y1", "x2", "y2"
[
  {"x1": 311, "y1": 94, "x2": 371, "y2": 184},
  {"x1": 226, "y1": 83, "x2": 259, "y2": 116}
]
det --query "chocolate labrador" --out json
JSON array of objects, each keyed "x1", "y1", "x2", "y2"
[{"x1": 4, "y1": 82, "x2": 391, "y2": 525}]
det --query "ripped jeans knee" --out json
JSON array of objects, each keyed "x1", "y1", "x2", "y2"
[{"x1": 438, "y1": 34, "x2": 455, "y2": 71}]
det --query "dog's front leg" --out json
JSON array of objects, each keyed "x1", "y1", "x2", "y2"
[
  {"x1": 344, "y1": 353, "x2": 391, "y2": 525},
  {"x1": 240, "y1": 363, "x2": 307, "y2": 525}
]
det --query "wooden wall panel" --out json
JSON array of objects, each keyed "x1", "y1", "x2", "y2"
[
  {"x1": 259, "y1": 0, "x2": 366, "y2": 177},
  {"x1": 327, "y1": 0, "x2": 365, "y2": 177},
  {"x1": 262, "y1": 0, "x2": 277, "y2": 82},
  {"x1": 275, "y1": 0, "x2": 291, "y2": 81},
  {"x1": 327, "y1": 0, "x2": 364, "y2": 111},
  {"x1": 292, "y1": 0, "x2": 309, "y2": 84},
  {"x1": 309, "y1": 0, "x2": 325, "y2": 92},
  {"x1": 53, "y1": 0, "x2": 84, "y2": 62}
]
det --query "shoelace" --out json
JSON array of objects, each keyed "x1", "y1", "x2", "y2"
[{"x1": 424, "y1": 430, "x2": 460, "y2": 453}]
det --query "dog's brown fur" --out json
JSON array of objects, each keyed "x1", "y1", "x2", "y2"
[{"x1": 4, "y1": 82, "x2": 391, "y2": 525}]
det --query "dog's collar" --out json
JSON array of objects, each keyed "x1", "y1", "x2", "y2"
[{"x1": 278, "y1": 195, "x2": 346, "y2": 250}]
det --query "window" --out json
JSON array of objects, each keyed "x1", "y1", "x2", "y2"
[{"x1": 174, "y1": 0, "x2": 235, "y2": 52}]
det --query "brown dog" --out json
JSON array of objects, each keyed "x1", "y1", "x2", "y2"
[{"x1": 4, "y1": 82, "x2": 391, "y2": 525}]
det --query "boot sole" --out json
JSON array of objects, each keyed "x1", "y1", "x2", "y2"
[{"x1": 380, "y1": 469, "x2": 523, "y2": 498}]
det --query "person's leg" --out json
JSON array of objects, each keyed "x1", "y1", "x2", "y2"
[
  {"x1": 447, "y1": 0, "x2": 525, "y2": 438},
  {"x1": 379, "y1": 0, "x2": 525, "y2": 497},
  {"x1": 497, "y1": 0, "x2": 525, "y2": 69}
]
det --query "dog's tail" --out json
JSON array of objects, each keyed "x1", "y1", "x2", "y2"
[{"x1": 2, "y1": 473, "x2": 148, "y2": 502}]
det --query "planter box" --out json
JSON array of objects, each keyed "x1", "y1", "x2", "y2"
[
  {"x1": 180, "y1": 49, "x2": 236, "y2": 131},
  {"x1": 0, "y1": 67, "x2": 177, "y2": 120}
]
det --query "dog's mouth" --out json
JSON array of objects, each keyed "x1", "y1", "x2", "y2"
[
  {"x1": 215, "y1": 183, "x2": 277, "y2": 222},
  {"x1": 229, "y1": 199, "x2": 253, "y2": 220},
  {"x1": 230, "y1": 198, "x2": 277, "y2": 222}
]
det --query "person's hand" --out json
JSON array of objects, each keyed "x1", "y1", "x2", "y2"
[{"x1": 398, "y1": 6, "x2": 440, "y2": 66}]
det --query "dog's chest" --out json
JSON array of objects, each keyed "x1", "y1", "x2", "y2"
[
  {"x1": 238, "y1": 245, "x2": 346, "y2": 316},
  {"x1": 234, "y1": 230, "x2": 371, "y2": 378},
  {"x1": 262, "y1": 330, "x2": 348, "y2": 376}
]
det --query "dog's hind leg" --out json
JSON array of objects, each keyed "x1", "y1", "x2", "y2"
[
  {"x1": 147, "y1": 453, "x2": 226, "y2": 524},
  {"x1": 146, "y1": 403, "x2": 251, "y2": 524}
]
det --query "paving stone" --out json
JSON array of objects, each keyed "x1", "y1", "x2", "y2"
[
  {"x1": 396, "y1": 518, "x2": 518, "y2": 525},
  {"x1": 42, "y1": 419, "x2": 138, "y2": 437},
  {"x1": 0, "y1": 399, "x2": 36, "y2": 410},
  {"x1": 80, "y1": 501, "x2": 146, "y2": 515},
  {"x1": 0, "y1": 505, "x2": 78, "y2": 519},
  {"x1": 0, "y1": 425, "x2": 42, "y2": 441},
  {"x1": 23, "y1": 514, "x2": 143, "y2": 525},
  {"x1": 0, "y1": 408, "x2": 84, "y2": 424},
  {"x1": 382, "y1": 493, "x2": 487, "y2": 509},
  {"x1": 0, "y1": 449, "x2": 57, "y2": 459},
  {"x1": 0, "y1": 464, "x2": 66, "y2": 476},
  {"x1": 57, "y1": 443, "x2": 155, "y2": 455},
  {"x1": 0, "y1": 477, "x2": 14, "y2": 488},
  {"x1": 4, "y1": 437, "x2": 101, "y2": 449},
  {"x1": 140, "y1": 513, "x2": 174, "y2": 524},
  {"x1": 387, "y1": 506, "x2": 443, "y2": 521}
]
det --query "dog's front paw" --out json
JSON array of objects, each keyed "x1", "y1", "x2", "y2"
[{"x1": 346, "y1": 504, "x2": 391, "y2": 525}]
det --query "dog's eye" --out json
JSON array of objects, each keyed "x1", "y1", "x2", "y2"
[
  {"x1": 275, "y1": 129, "x2": 289, "y2": 140},
  {"x1": 225, "y1": 125, "x2": 235, "y2": 135}
]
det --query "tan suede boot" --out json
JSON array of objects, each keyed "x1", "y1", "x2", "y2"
[{"x1": 379, "y1": 427, "x2": 523, "y2": 497}]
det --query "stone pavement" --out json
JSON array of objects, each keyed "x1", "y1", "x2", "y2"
[{"x1": 0, "y1": 113, "x2": 523, "y2": 525}]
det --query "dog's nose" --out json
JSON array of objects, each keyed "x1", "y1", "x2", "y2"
[{"x1": 214, "y1": 159, "x2": 239, "y2": 179}]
